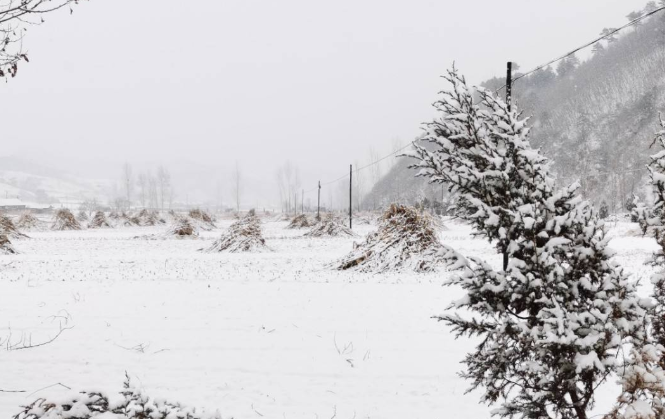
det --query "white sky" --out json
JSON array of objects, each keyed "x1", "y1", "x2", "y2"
[{"x1": 0, "y1": 0, "x2": 651, "y2": 204}]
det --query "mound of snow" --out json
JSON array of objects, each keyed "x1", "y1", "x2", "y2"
[
  {"x1": 335, "y1": 204, "x2": 455, "y2": 273},
  {"x1": 203, "y1": 214, "x2": 268, "y2": 253}
]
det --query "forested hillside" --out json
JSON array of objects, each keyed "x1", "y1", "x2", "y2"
[{"x1": 367, "y1": 2, "x2": 665, "y2": 212}]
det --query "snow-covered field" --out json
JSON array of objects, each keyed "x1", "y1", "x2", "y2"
[{"x1": 0, "y1": 217, "x2": 660, "y2": 418}]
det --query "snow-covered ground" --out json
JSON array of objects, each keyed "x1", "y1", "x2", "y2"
[{"x1": 0, "y1": 218, "x2": 660, "y2": 418}]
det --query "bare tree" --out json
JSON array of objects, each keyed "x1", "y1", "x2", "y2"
[
  {"x1": 232, "y1": 161, "x2": 241, "y2": 213},
  {"x1": 157, "y1": 166, "x2": 171, "y2": 211},
  {"x1": 137, "y1": 173, "x2": 147, "y2": 209},
  {"x1": 122, "y1": 163, "x2": 133, "y2": 209},
  {"x1": 147, "y1": 174, "x2": 158, "y2": 210},
  {"x1": 0, "y1": 0, "x2": 82, "y2": 78}
]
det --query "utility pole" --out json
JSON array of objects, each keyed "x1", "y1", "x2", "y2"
[
  {"x1": 503, "y1": 61, "x2": 512, "y2": 272},
  {"x1": 317, "y1": 181, "x2": 321, "y2": 220},
  {"x1": 349, "y1": 164, "x2": 353, "y2": 229},
  {"x1": 506, "y1": 61, "x2": 513, "y2": 112}
]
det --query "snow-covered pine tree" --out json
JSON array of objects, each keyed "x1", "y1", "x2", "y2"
[
  {"x1": 635, "y1": 114, "x2": 665, "y2": 361},
  {"x1": 408, "y1": 66, "x2": 648, "y2": 419}
]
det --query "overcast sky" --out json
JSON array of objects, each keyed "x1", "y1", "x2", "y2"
[{"x1": 0, "y1": 0, "x2": 650, "y2": 205}]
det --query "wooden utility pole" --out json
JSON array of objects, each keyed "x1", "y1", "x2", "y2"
[
  {"x1": 506, "y1": 61, "x2": 513, "y2": 112},
  {"x1": 317, "y1": 181, "x2": 321, "y2": 220},
  {"x1": 349, "y1": 165, "x2": 353, "y2": 229},
  {"x1": 503, "y1": 61, "x2": 512, "y2": 272}
]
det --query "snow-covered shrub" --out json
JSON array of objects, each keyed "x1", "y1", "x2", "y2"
[
  {"x1": 203, "y1": 214, "x2": 267, "y2": 252},
  {"x1": 51, "y1": 208, "x2": 82, "y2": 231},
  {"x1": 408, "y1": 66, "x2": 648, "y2": 419},
  {"x1": 13, "y1": 374, "x2": 222, "y2": 419},
  {"x1": 303, "y1": 214, "x2": 355, "y2": 238},
  {"x1": 16, "y1": 211, "x2": 42, "y2": 231},
  {"x1": 0, "y1": 234, "x2": 17, "y2": 254},
  {"x1": 599, "y1": 200, "x2": 610, "y2": 219},
  {"x1": 0, "y1": 214, "x2": 29, "y2": 239},
  {"x1": 287, "y1": 214, "x2": 313, "y2": 229},
  {"x1": 165, "y1": 217, "x2": 198, "y2": 238},
  {"x1": 335, "y1": 204, "x2": 455, "y2": 273},
  {"x1": 88, "y1": 211, "x2": 112, "y2": 229}
]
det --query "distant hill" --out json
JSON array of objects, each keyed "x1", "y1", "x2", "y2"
[
  {"x1": 367, "y1": 3, "x2": 665, "y2": 212},
  {"x1": 0, "y1": 156, "x2": 109, "y2": 206}
]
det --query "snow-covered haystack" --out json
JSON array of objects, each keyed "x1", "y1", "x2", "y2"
[
  {"x1": 118, "y1": 212, "x2": 140, "y2": 227},
  {"x1": 16, "y1": 211, "x2": 42, "y2": 231},
  {"x1": 189, "y1": 208, "x2": 216, "y2": 230},
  {"x1": 165, "y1": 216, "x2": 199, "y2": 238},
  {"x1": 109, "y1": 211, "x2": 120, "y2": 220},
  {"x1": 0, "y1": 214, "x2": 29, "y2": 239},
  {"x1": 51, "y1": 208, "x2": 82, "y2": 231},
  {"x1": 287, "y1": 214, "x2": 314, "y2": 229},
  {"x1": 13, "y1": 375, "x2": 219, "y2": 419},
  {"x1": 303, "y1": 214, "x2": 355, "y2": 238},
  {"x1": 335, "y1": 204, "x2": 451, "y2": 273},
  {"x1": 137, "y1": 209, "x2": 164, "y2": 226},
  {"x1": 77, "y1": 210, "x2": 89, "y2": 222},
  {"x1": 203, "y1": 214, "x2": 268, "y2": 252},
  {"x1": 88, "y1": 211, "x2": 113, "y2": 229},
  {"x1": 0, "y1": 234, "x2": 17, "y2": 254}
]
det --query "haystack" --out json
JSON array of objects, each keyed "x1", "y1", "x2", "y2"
[
  {"x1": 203, "y1": 214, "x2": 267, "y2": 252},
  {"x1": 137, "y1": 208, "x2": 164, "y2": 226},
  {"x1": 16, "y1": 211, "x2": 42, "y2": 230},
  {"x1": 304, "y1": 214, "x2": 355, "y2": 238},
  {"x1": 51, "y1": 208, "x2": 82, "y2": 231},
  {"x1": 88, "y1": 211, "x2": 113, "y2": 229},
  {"x1": 165, "y1": 217, "x2": 199, "y2": 238},
  {"x1": 335, "y1": 204, "x2": 455, "y2": 273},
  {"x1": 0, "y1": 234, "x2": 17, "y2": 254},
  {"x1": 189, "y1": 208, "x2": 216, "y2": 230},
  {"x1": 77, "y1": 210, "x2": 89, "y2": 222},
  {"x1": 287, "y1": 214, "x2": 313, "y2": 229},
  {"x1": 0, "y1": 214, "x2": 29, "y2": 239}
]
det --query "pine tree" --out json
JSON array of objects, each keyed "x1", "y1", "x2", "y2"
[{"x1": 408, "y1": 66, "x2": 648, "y2": 419}]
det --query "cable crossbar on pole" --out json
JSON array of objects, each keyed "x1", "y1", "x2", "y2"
[{"x1": 496, "y1": 5, "x2": 665, "y2": 93}]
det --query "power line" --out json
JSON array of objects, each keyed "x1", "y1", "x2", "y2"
[
  {"x1": 305, "y1": 141, "x2": 415, "y2": 193},
  {"x1": 497, "y1": 5, "x2": 665, "y2": 92}
]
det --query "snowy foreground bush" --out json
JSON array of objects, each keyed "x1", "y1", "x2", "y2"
[
  {"x1": 13, "y1": 375, "x2": 222, "y2": 419},
  {"x1": 303, "y1": 214, "x2": 355, "y2": 238},
  {"x1": 336, "y1": 204, "x2": 456, "y2": 273},
  {"x1": 408, "y1": 66, "x2": 657, "y2": 419},
  {"x1": 203, "y1": 213, "x2": 267, "y2": 252}
]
